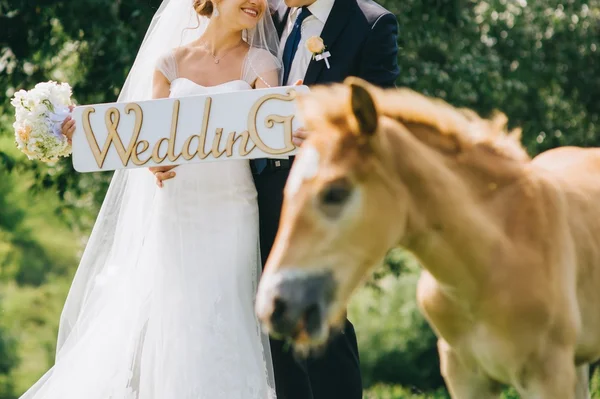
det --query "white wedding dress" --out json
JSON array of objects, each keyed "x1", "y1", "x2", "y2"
[{"x1": 19, "y1": 72, "x2": 276, "y2": 398}]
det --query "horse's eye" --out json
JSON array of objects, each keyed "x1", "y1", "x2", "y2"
[
  {"x1": 319, "y1": 178, "x2": 353, "y2": 218},
  {"x1": 322, "y1": 184, "x2": 351, "y2": 205}
]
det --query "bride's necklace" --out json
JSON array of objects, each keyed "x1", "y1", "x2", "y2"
[{"x1": 200, "y1": 40, "x2": 244, "y2": 64}]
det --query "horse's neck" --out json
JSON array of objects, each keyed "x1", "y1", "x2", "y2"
[{"x1": 383, "y1": 121, "x2": 525, "y2": 293}]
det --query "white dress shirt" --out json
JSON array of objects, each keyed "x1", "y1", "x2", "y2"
[{"x1": 279, "y1": 0, "x2": 335, "y2": 85}]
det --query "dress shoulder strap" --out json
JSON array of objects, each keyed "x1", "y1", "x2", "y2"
[{"x1": 155, "y1": 50, "x2": 178, "y2": 83}]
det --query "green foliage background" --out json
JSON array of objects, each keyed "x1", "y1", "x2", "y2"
[{"x1": 1, "y1": 0, "x2": 599, "y2": 397}]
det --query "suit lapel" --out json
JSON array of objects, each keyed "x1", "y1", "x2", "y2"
[{"x1": 303, "y1": 0, "x2": 355, "y2": 85}]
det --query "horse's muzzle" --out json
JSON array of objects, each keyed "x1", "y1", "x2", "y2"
[{"x1": 256, "y1": 270, "x2": 336, "y2": 341}]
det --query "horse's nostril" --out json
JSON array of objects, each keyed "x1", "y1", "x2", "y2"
[
  {"x1": 271, "y1": 297, "x2": 288, "y2": 324},
  {"x1": 265, "y1": 272, "x2": 335, "y2": 338},
  {"x1": 303, "y1": 304, "x2": 322, "y2": 336}
]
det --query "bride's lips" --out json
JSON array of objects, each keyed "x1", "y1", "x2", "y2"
[{"x1": 241, "y1": 7, "x2": 260, "y2": 18}]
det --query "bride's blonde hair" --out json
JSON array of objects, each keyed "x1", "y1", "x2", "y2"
[{"x1": 193, "y1": 0, "x2": 214, "y2": 17}]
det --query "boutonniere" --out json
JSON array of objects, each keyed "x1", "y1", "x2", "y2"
[{"x1": 306, "y1": 36, "x2": 331, "y2": 69}]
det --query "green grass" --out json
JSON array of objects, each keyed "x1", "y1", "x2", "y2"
[
  {"x1": 363, "y1": 382, "x2": 595, "y2": 398},
  {"x1": 1, "y1": 280, "x2": 71, "y2": 394},
  {"x1": 0, "y1": 136, "x2": 80, "y2": 279},
  {"x1": 364, "y1": 384, "x2": 450, "y2": 398},
  {"x1": 0, "y1": 136, "x2": 81, "y2": 395}
]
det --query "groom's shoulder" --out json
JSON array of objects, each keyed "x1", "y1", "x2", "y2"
[{"x1": 354, "y1": 0, "x2": 395, "y2": 26}]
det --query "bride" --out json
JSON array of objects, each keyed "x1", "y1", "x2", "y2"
[{"x1": 20, "y1": 0, "x2": 283, "y2": 398}]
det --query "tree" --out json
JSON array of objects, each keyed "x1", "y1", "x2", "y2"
[
  {"x1": 1, "y1": 0, "x2": 165, "y2": 222},
  {"x1": 380, "y1": 0, "x2": 600, "y2": 155}
]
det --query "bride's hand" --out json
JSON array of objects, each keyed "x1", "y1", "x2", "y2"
[
  {"x1": 150, "y1": 166, "x2": 177, "y2": 188},
  {"x1": 61, "y1": 105, "x2": 76, "y2": 144}
]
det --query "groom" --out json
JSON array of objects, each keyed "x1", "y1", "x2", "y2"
[{"x1": 253, "y1": 0, "x2": 400, "y2": 398}]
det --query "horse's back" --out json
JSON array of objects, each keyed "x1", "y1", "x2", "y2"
[
  {"x1": 532, "y1": 146, "x2": 600, "y2": 172},
  {"x1": 532, "y1": 147, "x2": 600, "y2": 208},
  {"x1": 533, "y1": 146, "x2": 600, "y2": 363}
]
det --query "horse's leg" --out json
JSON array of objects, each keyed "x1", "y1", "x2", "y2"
[
  {"x1": 575, "y1": 364, "x2": 590, "y2": 399},
  {"x1": 437, "y1": 339, "x2": 502, "y2": 399},
  {"x1": 517, "y1": 350, "x2": 577, "y2": 399}
]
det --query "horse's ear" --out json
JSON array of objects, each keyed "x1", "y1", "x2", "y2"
[{"x1": 346, "y1": 77, "x2": 379, "y2": 136}]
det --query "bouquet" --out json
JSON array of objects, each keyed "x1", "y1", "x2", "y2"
[{"x1": 11, "y1": 81, "x2": 74, "y2": 163}]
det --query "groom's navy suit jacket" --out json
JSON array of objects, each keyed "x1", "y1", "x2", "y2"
[
  {"x1": 253, "y1": 1, "x2": 399, "y2": 399},
  {"x1": 257, "y1": 0, "x2": 400, "y2": 265}
]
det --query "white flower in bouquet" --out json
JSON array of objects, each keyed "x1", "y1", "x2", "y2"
[{"x1": 11, "y1": 81, "x2": 74, "y2": 163}]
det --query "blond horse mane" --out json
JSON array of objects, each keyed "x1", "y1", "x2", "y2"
[{"x1": 299, "y1": 83, "x2": 531, "y2": 162}]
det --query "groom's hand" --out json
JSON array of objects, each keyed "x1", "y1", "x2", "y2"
[
  {"x1": 150, "y1": 166, "x2": 176, "y2": 188},
  {"x1": 291, "y1": 79, "x2": 309, "y2": 147},
  {"x1": 292, "y1": 128, "x2": 309, "y2": 147}
]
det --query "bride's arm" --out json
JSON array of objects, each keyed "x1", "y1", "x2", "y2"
[
  {"x1": 247, "y1": 49, "x2": 283, "y2": 89},
  {"x1": 254, "y1": 69, "x2": 280, "y2": 89},
  {"x1": 149, "y1": 69, "x2": 176, "y2": 187},
  {"x1": 253, "y1": 65, "x2": 302, "y2": 89},
  {"x1": 152, "y1": 70, "x2": 171, "y2": 99}
]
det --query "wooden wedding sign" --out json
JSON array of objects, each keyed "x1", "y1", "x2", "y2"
[{"x1": 71, "y1": 85, "x2": 310, "y2": 172}]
